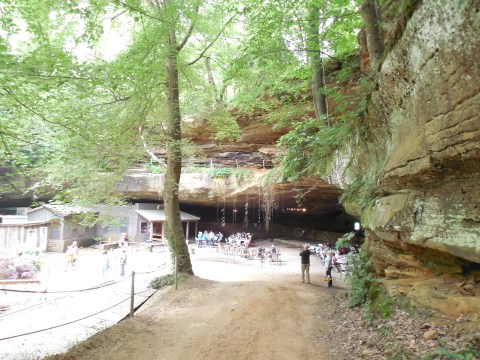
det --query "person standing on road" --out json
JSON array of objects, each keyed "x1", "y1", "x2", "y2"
[
  {"x1": 102, "y1": 250, "x2": 110, "y2": 277},
  {"x1": 119, "y1": 249, "x2": 127, "y2": 277},
  {"x1": 325, "y1": 251, "x2": 333, "y2": 288},
  {"x1": 65, "y1": 246, "x2": 75, "y2": 272},
  {"x1": 71, "y1": 241, "x2": 79, "y2": 264},
  {"x1": 299, "y1": 244, "x2": 311, "y2": 284}
]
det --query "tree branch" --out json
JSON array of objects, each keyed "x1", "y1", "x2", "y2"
[
  {"x1": 187, "y1": 13, "x2": 237, "y2": 66},
  {"x1": 138, "y1": 126, "x2": 166, "y2": 168},
  {"x1": 89, "y1": 97, "x2": 131, "y2": 108},
  {"x1": 176, "y1": 5, "x2": 199, "y2": 51},
  {"x1": 1, "y1": 87, "x2": 121, "y2": 155},
  {"x1": 319, "y1": 11, "x2": 360, "y2": 21},
  {"x1": 0, "y1": 130, "x2": 38, "y2": 146},
  {"x1": 0, "y1": 174, "x2": 31, "y2": 197},
  {"x1": 113, "y1": 0, "x2": 163, "y2": 21},
  {"x1": 0, "y1": 133, "x2": 35, "y2": 189}
]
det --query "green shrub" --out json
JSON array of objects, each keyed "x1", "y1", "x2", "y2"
[
  {"x1": 346, "y1": 245, "x2": 394, "y2": 323},
  {"x1": 202, "y1": 167, "x2": 251, "y2": 179},
  {"x1": 367, "y1": 282, "x2": 394, "y2": 323},
  {"x1": 144, "y1": 159, "x2": 165, "y2": 174},
  {"x1": 149, "y1": 273, "x2": 176, "y2": 289},
  {"x1": 335, "y1": 232, "x2": 355, "y2": 250},
  {"x1": 346, "y1": 248, "x2": 376, "y2": 308},
  {"x1": 206, "y1": 107, "x2": 241, "y2": 142}
]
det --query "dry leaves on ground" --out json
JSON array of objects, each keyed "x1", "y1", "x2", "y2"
[{"x1": 318, "y1": 295, "x2": 480, "y2": 359}]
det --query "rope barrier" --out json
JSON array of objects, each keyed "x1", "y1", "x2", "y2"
[
  {"x1": 0, "y1": 244, "x2": 273, "y2": 345},
  {"x1": 0, "y1": 293, "x2": 73, "y2": 320},
  {"x1": 0, "y1": 253, "x2": 194, "y2": 343},
  {"x1": 0, "y1": 263, "x2": 173, "y2": 331},
  {"x1": 0, "y1": 279, "x2": 167, "y2": 341},
  {"x1": 0, "y1": 295, "x2": 133, "y2": 341},
  {"x1": 1, "y1": 277, "x2": 130, "y2": 294},
  {"x1": 135, "y1": 262, "x2": 172, "y2": 275}
]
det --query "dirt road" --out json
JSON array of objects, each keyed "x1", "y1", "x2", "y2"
[{"x1": 44, "y1": 242, "x2": 343, "y2": 360}]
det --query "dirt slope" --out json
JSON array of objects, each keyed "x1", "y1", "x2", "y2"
[
  {"x1": 44, "y1": 277, "x2": 334, "y2": 360},
  {"x1": 41, "y1": 244, "x2": 480, "y2": 360},
  {"x1": 43, "y1": 245, "x2": 337, "y2": 360}
]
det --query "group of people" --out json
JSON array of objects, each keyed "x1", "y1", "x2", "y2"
[
  {"x1": 65, "y1": 240, "x2": 128, "y2": 277},
  {"x1": 299, "y1": 243, "x2": 335, "y2": 287},
  {"x1": 196, "y1": 230, "x2": 224, "y2": 247},
  {"x1": 226, "y1": 232, "x2": 253, "y2": 247},
  {"x1": 101, "y1": 248, "x2": 128, "y2": 278}
]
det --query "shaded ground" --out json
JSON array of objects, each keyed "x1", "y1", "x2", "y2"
[
  {"x1": 42, "y1": 241, "x2": 479, "y2": 360},
  {"x1": 42, "y1": 241, "x2": 346, "y2": 360}
]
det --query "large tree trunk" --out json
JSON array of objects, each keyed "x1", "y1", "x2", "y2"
[
  {"x1": 307, "y1": 5, "x2": 328, "y2": 126},
  {"x1": 361, "y1": 0, "x2": 384, "y2": 71},
  {"x1": 205, "y1": 56, "x2": 219, "y2": 104},
  {"x1": 164, "y1": 25, "x2": 194, "y2": 275}
]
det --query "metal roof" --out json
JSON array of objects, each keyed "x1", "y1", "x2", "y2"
[
  {"x1": 28, "y1": 204, "x2": 97, "y2": 218},
  {"x1": 135, "y1": 209, "x2": 200, "y2": 222}
]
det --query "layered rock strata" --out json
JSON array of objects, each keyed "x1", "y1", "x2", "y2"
[{"x1": 363, "y1": 0, "x2": 480, "y2": 270}]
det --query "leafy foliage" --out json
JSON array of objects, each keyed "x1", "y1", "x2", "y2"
[
  {"x1": 346, "y1": 247, "x2": 376, "y2": 308},
  {"x1": 226, "y1": 0, "x2": 362, "y2": 113},
  {"x1": 204, "y1": 107, "x2": 241, "y2": 141},
  {"x1": 279, "y1": 115, "x2": 354, "y2": 180},
  {"x1": 0, "y1": 0, "x2": 246, "y2": 206},
  {"x1": 149, "y1": 273, "x2": 176, "y2": 289},
  {"x1": 0, "y1": 0, "x2": 368, "y2": 208},
  {"x1": 335, "y1": 232, "x2": 355, "y2": 249},
  {"x1": 149, "y1": 272, "x2": 187, "y2": 289},
  {"x1": 183, "y1": 167, "x2": 251, "y2": 179},
  {"x1": 340, "y1": 173, "x2": 382, "y2": 213},
  {"x1": 346, "y1": 247, "x2": 394, "y2": 324},
  {"x1": 144, "y1": 159, "x2": 166, "y2": 174},
  {"x1": 434, "y1": 339, "x2": 480, "y2": 360}
]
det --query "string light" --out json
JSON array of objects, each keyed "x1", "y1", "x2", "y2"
[{"x1": 286, "y1": 208, "x2": 307, "y2": 212}]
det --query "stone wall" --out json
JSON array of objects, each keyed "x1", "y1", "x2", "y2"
[{"x1": 359, "y1": 0, "x2": 480, "y2": 274}]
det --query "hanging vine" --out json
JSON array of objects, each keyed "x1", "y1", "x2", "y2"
[
  {"x1": 243, "y1": 193, "x2": 249, "y2": 228},
  {"x1": 259, "y1": 169, "x2": 281, "y2": 231},
  {"x1": 232, "y1": 190, "x2": 237, "y2": 224},
  {"x1": 261, "y1": 181, "x2": 277, "y2": 231},
  {"x1": 221, "y1": 180, "x2": 226, "y2": 227}
]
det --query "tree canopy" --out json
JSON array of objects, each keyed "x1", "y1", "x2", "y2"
[{"x1": 1, "y1": 0, "x2": 368, "y2": 270}]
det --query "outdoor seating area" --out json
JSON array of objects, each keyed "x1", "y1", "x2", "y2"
[
  {"x1": 214, "y1": 241, "x2": 282, "y2": 265},
  {"x1": 100, "y1": 233, "x2": 139, "y2": 251},
  {"x1": 217, "y1": 243, "x2": 255, "y2": 258},
  {"x1": 308, "y1": 242, "x2": 355, "y2": 280}
]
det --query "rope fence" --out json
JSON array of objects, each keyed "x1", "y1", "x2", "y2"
[{"x1": 0, "y1": 261, "x2": 174, "y2": 341}]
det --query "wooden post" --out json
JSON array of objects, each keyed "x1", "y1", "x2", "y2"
[{"x1": 130, "y1": 271, "x2": 135, "y2": 317}]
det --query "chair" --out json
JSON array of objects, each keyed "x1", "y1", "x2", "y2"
[
  {"x1": 270, "y1": 253, "x2": 281, "y2": 265},
  {"x1": 332, "y1": 263, "x2": 342, "y2": 273}
]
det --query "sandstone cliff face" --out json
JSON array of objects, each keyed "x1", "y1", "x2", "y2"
[
  {"x1": 355, "y1": 0, "x2": 480, "y2": 275},
  {"x1": 120, "y1": 170, "x2": 270, "y2": 206}
]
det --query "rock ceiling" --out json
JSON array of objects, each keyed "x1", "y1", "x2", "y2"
[{"x1": 121, "y1": 109, "x2": 345, "y2": 218}]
